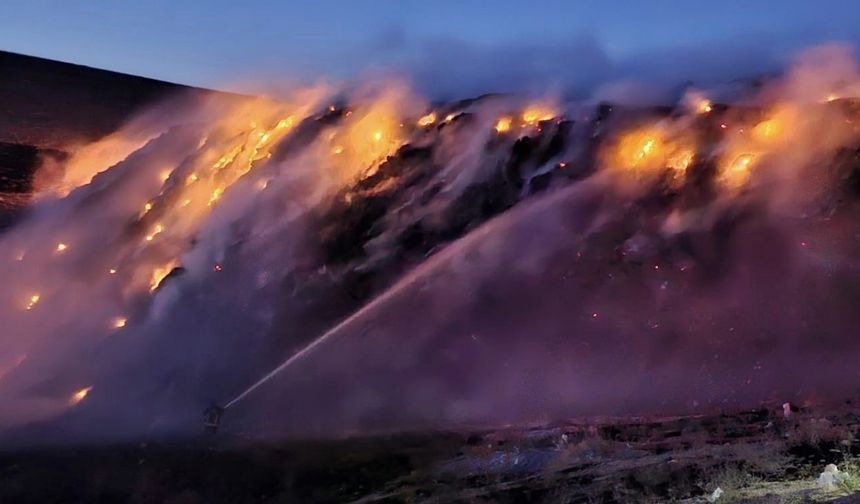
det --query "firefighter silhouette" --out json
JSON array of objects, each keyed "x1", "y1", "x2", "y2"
[{"x1": 203, "y1": 403, "x2": 224, "y2": 434}]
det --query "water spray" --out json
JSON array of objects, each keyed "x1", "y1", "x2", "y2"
[{"x1": 218, "y1": 179, "x2": 590, "y2": 414}]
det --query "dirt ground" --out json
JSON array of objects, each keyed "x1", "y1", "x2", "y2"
[{"x1": 3, "y1": 401, "x2": 860, "y2": 503}]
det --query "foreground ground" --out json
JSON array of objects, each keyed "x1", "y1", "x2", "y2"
[{"x1": 3, "y1": 402, "x2": 860, "y2": 503}]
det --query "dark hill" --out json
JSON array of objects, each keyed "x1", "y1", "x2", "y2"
[
  {"x1": 0, "y1": 51, "x2": 217, "y2": 224},
  {"x1": 0, "y1": 50, "x2": 201, "y2": 148}
]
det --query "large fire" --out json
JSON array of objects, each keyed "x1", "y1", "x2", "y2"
[
  {"x1": 606, "y1": 126, "x2": 697, "y2": 180},
  {"x1": 2, "y1": 46, "x2": 860, "y2": 437},
  {"x1": 521, "y1": 106, "x2": 556, "y2": 125},
  {"x1": 495, "y1": 116, "x2": 512, "y2": 133}
]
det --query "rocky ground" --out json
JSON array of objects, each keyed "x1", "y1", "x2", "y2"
[{"x1": 3, "y1": 401, "x2": 860, "y2": 503}]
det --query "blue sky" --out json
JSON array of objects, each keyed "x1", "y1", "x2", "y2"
[{"x1": 2, "y1": 0, "x2": 858, "y2": 96}]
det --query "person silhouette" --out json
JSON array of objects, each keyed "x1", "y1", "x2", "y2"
[{"x1": 203, "y1": 402, "x2": 224, "y2": 434}]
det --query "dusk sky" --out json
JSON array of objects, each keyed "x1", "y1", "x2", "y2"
[{"x1": 3, "y1": 0, "x2": 860, "y2": 96}]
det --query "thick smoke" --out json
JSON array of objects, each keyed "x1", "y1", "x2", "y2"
[{"x1": 2, "y1": 45, "x2": 860, "y2": 444}]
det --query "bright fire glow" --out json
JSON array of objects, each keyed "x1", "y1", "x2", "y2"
[
  {"x1": 208, "y1": 187, "x2": 224, "y2": 206},
  {"x1": 417, "y1": 112, "x2": 437, "y2": 127},
  {"x1": 668, "y1": 149, "x2": 694, "y2": 173},
  {"x1": 521, "y1": 106, "x2": 555, "y2": 125},
  {"x1": 753, "y1": 118, "x2": 781, "y2": 141},
  {"x1": 720, "y1": 153, "x2": 757, "y2": 188},
  {"x1": 607, "y1": 127, "x2": 696, "y2": 179},
  {"x1": 55, "y1": 243, "x2": 68, "y2": 253},
  {"x1": 145, "y1": 223, "x2": 164, "y2": 242},
  {"x1": 495, "y1": 117, "x2": 513, "y2": 133},
  {"x1": 613, "y1": 129, "x2": 665, "y2": 170},
  {"x1": 149, "y1": 260, "x2": 178, "y2": 292},
  {"x1": 25, "y1": 294, "x2": 40, "y2": 311},
  {"x1": 112, "y1": 317, "x2": 127, "y2": 329},
  {"x1": 69, "y1": 386, "x2": 93, "y2": 405}
]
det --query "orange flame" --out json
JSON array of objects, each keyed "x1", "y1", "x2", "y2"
[
  {"x1": 495, "y1": 117, "x2": 513, "y2": 133},
  {"x1": 417, "y1": 112, "x2": 437, "y2": 127},
  {"x1": 149, "y1": 260, "x2": 178, "y2": 292},
  {"x1": 25, "y1": 294, "x2": 40, "y2": 311},
  {"x1": 521, "y1": 106, "x2": 555, "y2": 125},
  {"x1": 69, "y1": 386, "x2": 93, "y2": 405}
]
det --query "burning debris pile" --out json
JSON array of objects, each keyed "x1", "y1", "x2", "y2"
[{"x1": 3, "y1": 46, "x2": 860, "y2": 443}]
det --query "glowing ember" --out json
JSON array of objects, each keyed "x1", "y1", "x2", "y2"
[
  {"x1": 685, "y1": 91, "x2": 713, "y2": 115},
  {"x1": 332, "y1": 145, "x2": 344, "y2": 155},
  {"x1": 208, "y1": 187, "x2": 224, "y2": 206},
  {"x1": 69, "y1": 386, "x2": 93, "y2": 405},
  {"x1": 186, "y1": 173, "x2": 199, "y2": 185},
  {"x1": 495, "y1": 117, "x2": 512, "y2": 133},
  {"x1": 213, "y1": 147, "x2": 240, "y2": 169},
  {"x1": 145, "y1": 223, "x2": 164, "y2": 242},
  {"x1": 55, "y1": 243, "x2": 68, "y2": 253},
  {"x1": 417, "y1": 112, "x2": 437, "y2": 127},
  {"x1": 25, "y1": 294, "x2": 40, "y2": 311},
  {"x1": 109, "y1": 268, "x2": 117, "y2": 275},
  {"x1": 158, "y1": 170, "x2": 171, "y2": 182},
  {"x1": 111, "y1": 316, "x2": 127, "y2": 329}
]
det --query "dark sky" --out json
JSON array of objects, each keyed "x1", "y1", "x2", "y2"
[{"x1": 3, "y1": 0, "x2": 859, "y2": 97}]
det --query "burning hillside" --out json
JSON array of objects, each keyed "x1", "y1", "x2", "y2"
[{"x1": 2, "y1": 45, "x2": 860, "y2": 449}]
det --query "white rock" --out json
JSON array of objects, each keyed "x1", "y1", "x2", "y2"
[
  {"x1": 706, "y1": 486, "x2": 723, "y2": 502},
  {"x1": 817, "y1": 464, "x2": 848, "y2": 490}
]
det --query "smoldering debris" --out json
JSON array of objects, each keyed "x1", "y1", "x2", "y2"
[{"x1": 2, "y1": 46, "x2": 860, "y2": 444}]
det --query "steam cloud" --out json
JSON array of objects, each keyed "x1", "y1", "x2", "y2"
[{"x1": 2, "y1": 45, "x2": 860, "y2": 445}]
